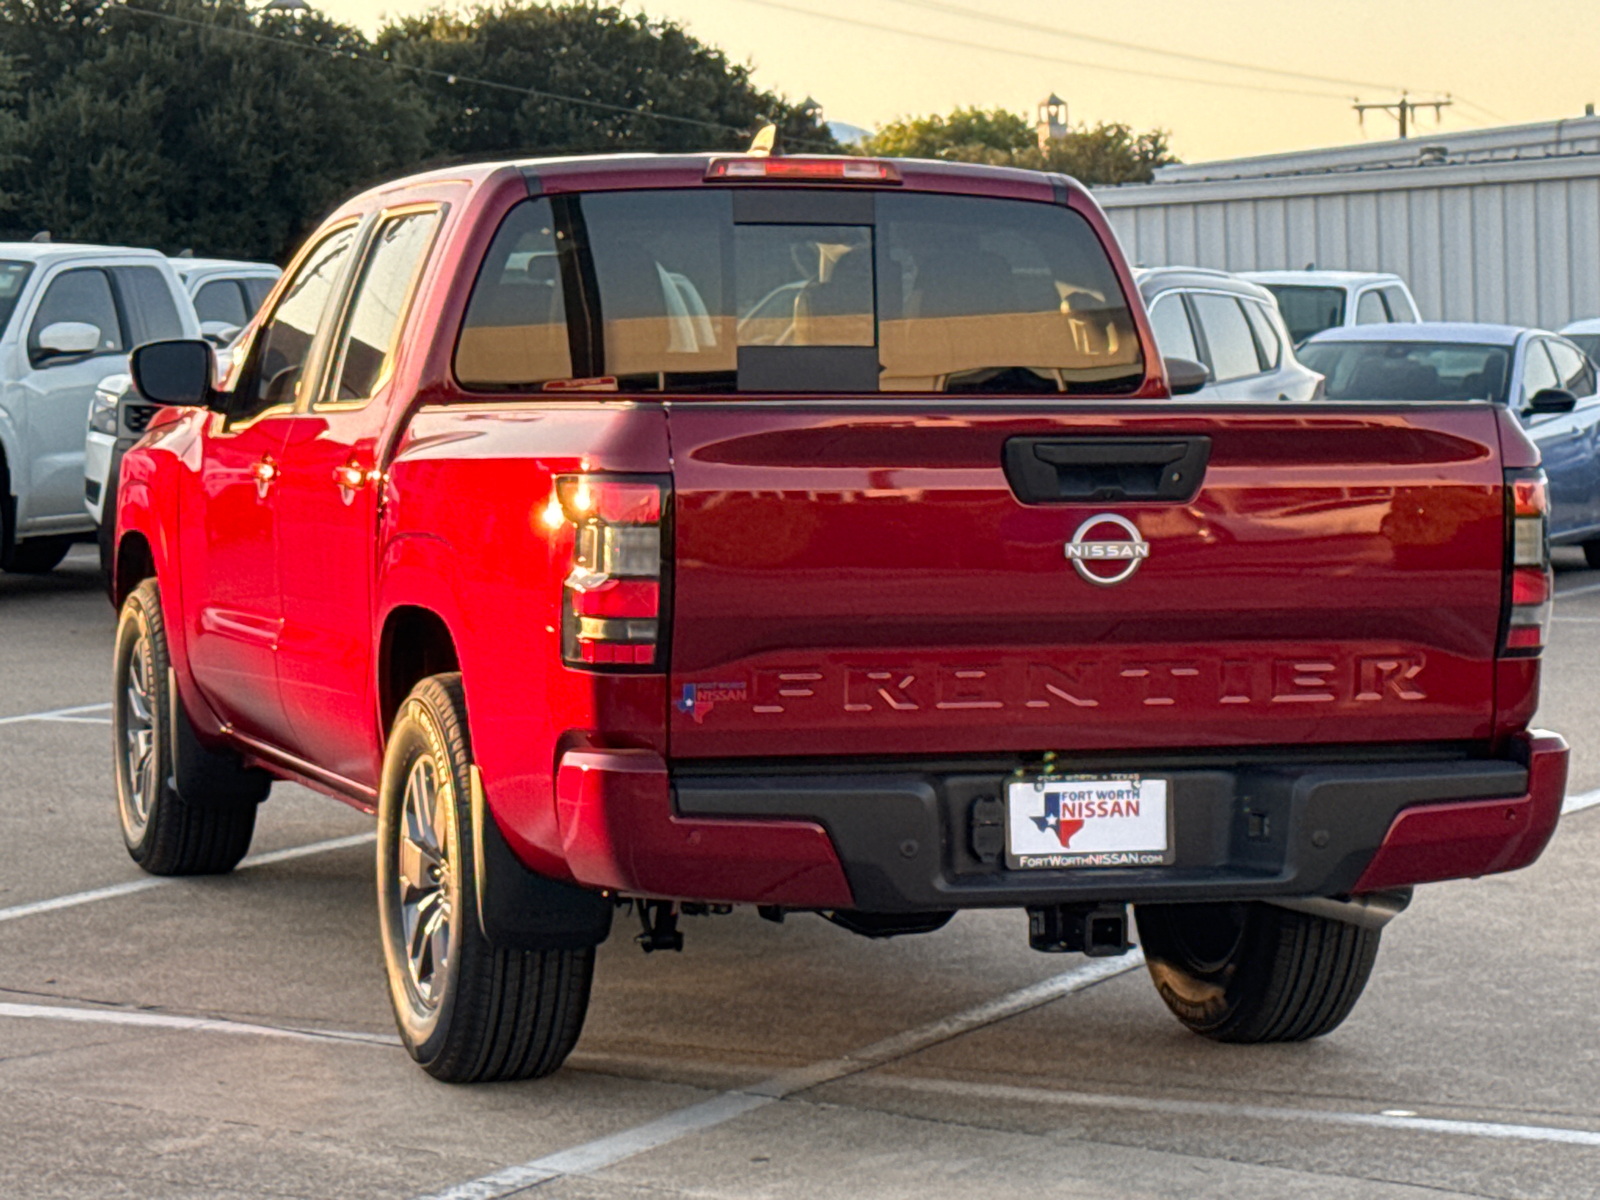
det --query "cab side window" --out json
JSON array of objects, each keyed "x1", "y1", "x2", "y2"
[
  {"x1": 1354, "y1": 289, "x2": 1389, "y2": 325},
  {"x1": 326, "y1": 209, "x2": 441, "y2": 405},
  {"x1": 195, "y1": 279, "x2": 250, "y2": 328},
  {"x1": 28, "y1": 268, "x2": 123, "y2": 367},
  {"x1": 1548, "y1": 340, "x2": 1596, "y2": 397},
  {"x1": 232, "y1": 225, "x2": 358, "y2": 424},
  {"x1": 1381, "y1": 285, "x2": 1418, "y2": 322}
]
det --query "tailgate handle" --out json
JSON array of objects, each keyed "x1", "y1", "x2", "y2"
[{"x1": 1003, "y1": 436, "x2": 1211, "y2": 504}]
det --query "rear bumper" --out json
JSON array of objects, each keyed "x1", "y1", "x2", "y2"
[{"x1": 553, "y1": 731, "x2": 1568, "y2": 911}]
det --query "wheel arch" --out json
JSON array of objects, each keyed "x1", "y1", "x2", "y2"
[
  {"x1": 114, "y1": 529, "x2": 155, "y2": 607},
  {"x1": 378, "y1": 603, "x2": 461, "y2": 736}
]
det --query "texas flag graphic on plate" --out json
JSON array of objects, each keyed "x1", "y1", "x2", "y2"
[{"x1": 1006, "y1": 775, "x2": 1171, "y2": 869}]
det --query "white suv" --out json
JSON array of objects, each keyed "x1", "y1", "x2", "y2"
[
  {"x1": 1240, "y1": 270, "x2": 1421, "y2": 346},
  {"x1": 0, "y1": 244, "x2": 196, "y2": 574},
  {"x1": 170, "y1": 255, "x2": 280, "y2": 347}
]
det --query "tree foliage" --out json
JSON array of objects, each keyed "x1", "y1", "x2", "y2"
[
  {"x1": 0, "y1": 0, "x2": 832, "y2": 260},
  {"x1": 861, "y1": 105, "x2": 1176, "y2": 185}
]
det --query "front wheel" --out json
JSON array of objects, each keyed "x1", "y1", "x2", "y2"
[
  {"x1": 5, "y1": 535, "x2": 72, "y2": 574},
  {"x1": 377, "y1": 674, "x2": 595, "y2": 1083},
  {"x1": 1135, "y1": 901, "x2": 1380, "y2": 1043},
  {"x1": 113, "y1": 579, "x2": 257, "y2": 874}
]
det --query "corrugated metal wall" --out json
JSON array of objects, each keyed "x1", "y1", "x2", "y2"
[{"x1": 1099, "y1": 171, "x2": 1600, "y2": 330}]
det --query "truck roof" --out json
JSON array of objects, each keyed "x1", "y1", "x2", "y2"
[
  {"x1": 1306, "y1": 321, "x2": 1533, "y2": 346},
  {"x1": 352, "y1": 152, "x2": 1090, "y2": 208},
  {"x1": 0, "y1": 243, "x2": 171, "y2": 265}
]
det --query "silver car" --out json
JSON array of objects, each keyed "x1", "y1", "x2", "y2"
[{"x1": 1136, "y1": 267, "x2": 1322, "y2": 401}]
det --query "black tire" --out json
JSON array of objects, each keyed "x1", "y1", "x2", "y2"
[
  {"x1": 1135, "y1": 901, "x2": 1380, "y2": 1043},
  {"x1": 377, "y1": 673, "x2": 595, "y2": 1083},
  {"x1": 1584, "y1": 540, "x2": 1600, "y2": 570},
  {"x1": 113, "y1": 579, "x2": 257, "y2": 874},
  {"x1": 5, "y1": 534, "x2": 71, "y2": 574}
]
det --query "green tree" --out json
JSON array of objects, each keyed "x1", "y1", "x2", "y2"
[
  {"x1": 0, "y1": 0, "x2": 432, "y2": 259},
  {"x1": 861, "y1": 105, "x2": 1175, "y2": 185},
  {"x1": 375, "y1": 2, "x2": 835, "y2": 159}
]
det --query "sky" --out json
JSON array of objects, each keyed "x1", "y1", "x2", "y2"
[{"x1": 314, "y1": 0, "x2": 1600, "y2": 164}]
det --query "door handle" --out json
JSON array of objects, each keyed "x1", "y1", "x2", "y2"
[
  {"x1": 253, "y1": 457, "x2": 277, "y2": 498},
  {"x1": 334, "y1": 464, "x2": 371, "y2": 491},
  {"x1": 1003, "y1": 436, "x2": 1212, "y2": 504}
]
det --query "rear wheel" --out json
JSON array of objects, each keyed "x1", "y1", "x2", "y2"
[
  {"x1": 5, "y1": 534, "x2": 72, "y2": 574},
  {"x1": 377, "y1": 674, "x2": 595, "y2": 1083},
  {"x1": 1135, "y1": 901, "x2": 1379, "y2": 1042},
  {"x1": 113, "y1": 579, "x2": 257, "y2": 874},
  {"x1": 1583, "y1": 540, "x2": 1600, "y2": 569}
]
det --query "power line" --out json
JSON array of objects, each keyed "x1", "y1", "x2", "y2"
[
  {"x1": 731, "y1": 0, "x2": 1356, "y2": 100},
  {"x1": 867, "y1": 0, "x2": 1406, "y2": 93},
  {"x1": 109, "y1": 5, "x2": 837, "y2": 150}
]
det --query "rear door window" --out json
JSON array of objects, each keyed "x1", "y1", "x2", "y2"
[
  {"x1": 1147, "y1": 293, "x2": 1198, "y2": 362},
  {"x1": 456, "y1": 189, "x2": 1143, "y2": 395},
  {"x1": 1243, "y1": 300, "x2": 1281, "y2": 369},
  {"x1": 1190, "y1": 293, "x2": 1260, "y2": 382},
  {"x1": 326, "y1": 208, "x2": 441, "y2": 405},
  {"x1": 113, "y1": 266, "x2": 185, "y2": 344},
  {"x1": 1382, "y1": 285, "x2": 1418, "y2": 322},
  {"x1": 195, "y1": 279, "x2": 250, "y2": 327}
]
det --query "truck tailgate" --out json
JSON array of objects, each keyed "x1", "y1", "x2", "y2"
[{"x1": 665, "y1": 403, "x2": 1506, "y2": 759}]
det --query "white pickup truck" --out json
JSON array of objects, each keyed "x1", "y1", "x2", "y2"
[{"x1": 0, "y1": 243, "x2": 197, "y2": 574}]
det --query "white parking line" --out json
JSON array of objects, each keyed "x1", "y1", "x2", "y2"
[
  {"x1": 869, "y1": 1075, "x2": 1600, "y2": 1149},
  {"x1": 1554, "y1": 579, "x2": 1600, "y2": 600},
  {"x1": 0, "y1": 832, "x2": 376, "y2": 924},
  {"x1": 0, "y1": 1000, "x2": 400, "y2": 1047},
  {"x1": 1564, "y1": 787, "x2": 1600, "y2": 815},
  {"x1": 0, "y1": 702, "x2": 112, "y2": 727},
  {"x1": 415, "y1": 954, "x2": 1146, "y2": 1200}
]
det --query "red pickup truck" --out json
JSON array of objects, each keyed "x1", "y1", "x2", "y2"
[{"x1": 111, "y1": 150, "x2": 1568, "y2": 1084}]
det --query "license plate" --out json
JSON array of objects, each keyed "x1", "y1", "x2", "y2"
[{"x1": 1005, "y1": 774, "x2": 1172, "y2": 869}]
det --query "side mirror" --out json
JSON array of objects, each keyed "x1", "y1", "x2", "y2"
[
  {"x1": 130, "y1": 339, "x2": 217, "y2": 409},
  {"x1": 199, "y1": 320, "x2": 242, "y2": 349},
  {"x1": 35, "y1": 321, "x2": 102, "y2": 360},
  {"x1": 1165, "y1": 356, "x2": 1210, "y2": 396},
  {"x1": 1527, "y1": 387, "x2": 1578, "y2": 415}
]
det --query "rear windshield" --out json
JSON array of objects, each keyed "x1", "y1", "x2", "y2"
[
  {"x1": 0, "y1": 260, "x2": 34, "y2": 338},
  {"x1": 455, "y1": 189, "x2": 1143, "y2": 395},
  {"x1": 1298, "y1": 340, "x2": 1510, "y2": 402},
  {"x1": 1263, "y1": 284, "x2": 1345, "y2": 344}
]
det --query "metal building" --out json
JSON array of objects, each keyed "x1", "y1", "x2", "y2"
[{"x1": 1094, "y1": 116, "x2": 1600, "y2": 330}]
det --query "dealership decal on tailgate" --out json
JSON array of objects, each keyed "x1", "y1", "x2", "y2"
[{"x1": 1006, "y1": 775, "x2": 1172, "y2": 869}]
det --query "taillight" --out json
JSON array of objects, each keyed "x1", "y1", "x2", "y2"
[
  {"x1": 549, "y1": 475, "x2": 668, "y2": 670},
  {"x1": 1502, "y1": 469, "x2": 1551, "y2": 657},
  {"x1": 704, "y1": 157, "x2": 902, "y2": 183}
]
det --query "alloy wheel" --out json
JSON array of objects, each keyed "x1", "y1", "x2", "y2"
[{"x1": 397, "y1": 753, "x2": 453, "y2": 1010}]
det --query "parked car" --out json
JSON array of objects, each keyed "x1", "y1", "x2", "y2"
[
  {"x1": 1300, "y1": 322, "x2": 1600, "y2": 560},
  {"x1": 1558, "y1": 317, "x2": 1600, "y2": 365},
  {"x1": 111, "y1": 150, "x2": 1566, "y2": 1084},
  {"x1": 170, "y1": 256, "x2": 280, "y2": 347},
  {"x1": 0, "y1": 243, "x2": 197, "y2": 574},
  {"x1": 1135, "y1": 267, "x2": 1322, "y2": 401},
  {"x1": 1242, "y1": 269, "x2": 1421, "y2": 345},
  {"x1": 85, "y1": 260, "x2": 281, "y2": 579}
]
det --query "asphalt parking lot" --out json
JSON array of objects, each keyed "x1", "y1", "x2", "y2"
[{"x1": 2, "y1": 546, "x2": 1598, "y2": 1200}]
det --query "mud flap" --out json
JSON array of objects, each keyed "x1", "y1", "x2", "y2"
[
  {"x1": 166, "y1": 668, "x2": 272, "y2": 808},
  {"x1": 470, "y1": 766, "x2": 614, "y2": 951}
]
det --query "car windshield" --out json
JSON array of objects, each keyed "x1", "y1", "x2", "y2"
[
  {"x1": 1298, "y1": 340, "x2": 1510, "y2": 402},
  {"x1": 1566, "y1": 332, "x2": 1600, "y2": 364},
  {"x1": 456, "y1": 189, "x2": 1144, "y2": 395},
  {"x1": 1262, "y1": 284, "x2": 1346, "y2": 344},
  {"x1": 0, "y1": 260, "x2": 35, "y2": 337}
]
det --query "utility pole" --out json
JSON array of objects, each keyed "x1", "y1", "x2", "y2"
[{"x1": 1353, "y1": 92, "x2": 1452, "y2": 139}]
